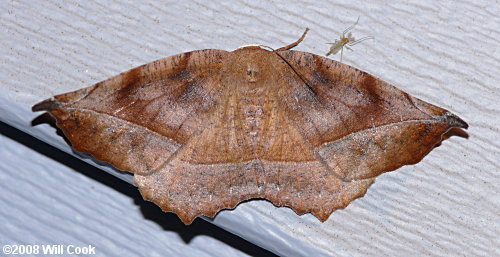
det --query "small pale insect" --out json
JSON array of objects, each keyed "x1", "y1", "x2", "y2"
[{"x1": 326, "y1": 17, "x2": 373, "y2": 62}]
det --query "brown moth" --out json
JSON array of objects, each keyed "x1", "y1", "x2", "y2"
[{"x1": 33, "y1": 30, "x2": 467, "y2": 225}]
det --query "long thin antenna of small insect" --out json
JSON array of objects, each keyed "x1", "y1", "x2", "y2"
[{"x1": 342, "y1": 16, "x2": 360, "y2": 38}]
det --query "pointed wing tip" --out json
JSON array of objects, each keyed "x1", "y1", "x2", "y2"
[
  {"x1": 444, "y1": 112, "x2": 468, "y2": 129},
  {"x1": 32, "y1": 98, "x2": 58, "y2": 112}
]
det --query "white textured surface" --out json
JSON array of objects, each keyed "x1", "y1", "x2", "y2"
[
  {"x1": 0, "y1": 126, "x2": 250, "y2": 257},
  {"x1": 1, "y1": 1, "x2": 499, "y2": 256}
]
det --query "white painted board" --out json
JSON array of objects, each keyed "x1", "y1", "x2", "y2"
[{"x1": 1, "y1": 1, "x2": 498, "y2": 256}]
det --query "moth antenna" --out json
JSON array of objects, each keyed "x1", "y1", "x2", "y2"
[
  {"x1": 259, "y1": 44, "x2": 276, "y2": 51},
  {"x1": 276, "y1": 28, "x2": 310, "y2": 51}
]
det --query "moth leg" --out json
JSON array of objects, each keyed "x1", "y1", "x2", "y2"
[{"x1": 276, "y1": 28, "x2": 310, "y2": 51}]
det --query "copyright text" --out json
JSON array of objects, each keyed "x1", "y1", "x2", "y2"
[{"x1": 2, "y1": 244, "x2": 96, "y2": 255}]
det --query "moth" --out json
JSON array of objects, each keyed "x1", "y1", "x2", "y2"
[
  {"x1": 326, "y1": 17, "x2": 374, "y2": 61},
  {"x1": 33, "y1": 29, "x2": 467, "y2": 224}
]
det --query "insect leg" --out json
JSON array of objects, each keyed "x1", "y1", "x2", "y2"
[{"x1": 347, "y1": 36, "x2": 374, "y2": 46}]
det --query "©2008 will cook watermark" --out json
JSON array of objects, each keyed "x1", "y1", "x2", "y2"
[{"x1": 2, "y1": 244, "x2": 96, "y2": 255}]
